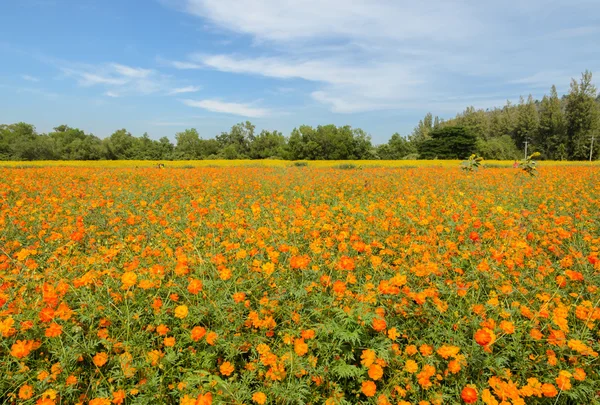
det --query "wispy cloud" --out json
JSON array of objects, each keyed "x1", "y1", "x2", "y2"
[
  {"x1": 60, "y1": 62, "x2": 187, "y2": 97},
  {"x1": 164, "y1": 0, "x2": 600, "y2": 114},
  {"x1": 181, "y1": 99, "x2": 270, "y2": 117},
  {"x1": 168, "y1": 85, "x2": 201, "y2": 95},
  {"x1": 21, "y1": 74, "x2": 40, "y2": 82},
  {"x1": 111, "y1": 63, "x2": 152, "y2": 79},
  {"x1": 166, "y1": 60, "x2": 204, "y2": 70}
]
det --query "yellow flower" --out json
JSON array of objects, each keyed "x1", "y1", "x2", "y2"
[{"x1": 174, "y1": 305, "x2": 189, "y2": 319}]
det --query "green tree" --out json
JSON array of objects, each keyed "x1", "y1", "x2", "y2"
[
  {"x1": 377, "y1": 133, "x2": 416, "y2": 159},
  {"x1": 417, "y1": 126, "x2": 477, "y2": 159},
  {"x1": 249, "y1": 130, "x2": 288, "y2": 159},
  {"x1": 565, "y1": 71, "x2": 600, "y2": 160},
  {"x1": 513, "y1": 95, "x2": 539, "y2": 154},
  {"x1": 216, "y1": 121, "x2": 255, "y2": 158},
  {"x1": 454, "y1": 106, "x2": 489, "y2": 139},
  {"x1": 0, "y1": 122, "x2": 55, "y2": 160},
  {"x1": 174, "y1": 128, "x2": 202, "y2": 160},
  {"x1": 408, "y1": 112, "x2": 434, "y2": 146},
  {"x1": 537, "y1": 86, "x2": 566, "y2": 159},
  {"x1": 475, "y1": 135, "x2": 520, "y2": 160},
  {"x1": 103, "y1": 129, "x2": 139, "y2": 160}
]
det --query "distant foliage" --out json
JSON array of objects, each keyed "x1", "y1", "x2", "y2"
[{"x1": 417, "y1": 126, "x2": 477, "y2": 159}]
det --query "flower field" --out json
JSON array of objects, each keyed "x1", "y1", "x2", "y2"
[{"x1": 1, "y1": 165, "x2": 599, "y2": 405}]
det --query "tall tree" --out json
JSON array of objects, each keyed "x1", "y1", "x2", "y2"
[
  {"x1": 454, "y1": 106, "x2": 489, "y2": 139},
  {"x1": 537, "y1": 85, "x2": 567, "y2": 159},
  {"x1": 513, "y1": 95, "x2": 539, "y2": 156},
  {"x1": 174, "y1": 129, "x2": 202, "y2": 159},
  {"x1": 565, "y1": 71, "x2": 600, "y2": 160},
  {"x1": 104, "y1": 129, "x2": 138, "y2": 160},
  {"x1": 417, "y1": 126, "x2": 477, "y2": 159},
  {"x1": 409, "y1": 112, "x2": 434, "y2": 145}
]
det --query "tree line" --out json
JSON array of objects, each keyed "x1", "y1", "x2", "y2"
[{"x1": 1, "y1": 71, "x2": 599, "y2": 161}]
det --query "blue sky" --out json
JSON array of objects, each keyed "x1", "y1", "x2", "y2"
[{"x1": 1, "y1": 0, "x2": 599, "y2": 144}]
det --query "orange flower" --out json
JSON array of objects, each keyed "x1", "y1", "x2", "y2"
[
  {"x1": 174, "y1": 305, "x2": 189, "y2": 319},
  {"x1": 419, "y1": 344, "x2": 433, "y2": 356},
  {"x1": 220, "y1": 361, "x2": 235, "y2": 376},
  {"x1": 437, "y1": 345, "x2": 460, "y2": 359},
  {"x1": 541, "y1": 383, "x2": 558, "y2": 397},
  {"x1": 405, "y1": 359, "x2": 418, "y2": 373},
  {"x1": 294, "y1": 338, "x2": 308, "y2": 356},
  {"x1": 252, "y1": 392, "x2": 267, "y2": 404},
  {"x1": 368, "y1": 364, "x2": 384, "y2": 380},
  {"x1": 89, "y1": 399, "x2": 111, "y2": 405},
  {"x1": 530, "y1": 329, "x2": 543, "y2": 340},
  {"x1": 555, "y1": 371, "x2": 572, "y2": 391},
  {"x1": 11, "y1": 340, "x2": 33, "y2": 359},
  {"x1": 112, "y1": 390, "x2": 126, "y2": 405},
  {"x1": 206, "y1": 331, "x2": 218, "y2": 345},
  {"x1": 499, "y1": 320, "x2": 515, "y2": 334},
  {"x1": 573, "y1": 368, "x2": 586, "y2": 381},
  {"x1": 361, "y1": 380, "x2": 377, "y2": 397},
  {"x1": 164, "y1": 336, "x2": 176, "y2": 347},
  {"x1": 156, "y1": 324, "x2": 169, "y2": 336},
  {"x1": 301, "y1": 329, "x2": 315, "y2": 339},
  {"x1": 372, "y1": 318, "x2": 387, "y2": 332},
  {"x1": 233, "y1": 292, "x2": 246, "y2": 303},
  {"x1": 196, "y1": 392, "x2": 212, "y2": 405},
  {"x1": 191, "y1": 326, "x2": 207, "y2": 341},
  {"x1": 387, "y1": 327, "x2": 399, "y2": 340},
  {"x1": 45, "y1": 322, "x2": 63, "y2": 337},
  {"x1": 405, "y1": 345, "x2": 418, "y2": 356},
  {"x1": 332, "y1": 280, "x2": 346, "y2": 294},
  {"x1": 93, "y1": 352, "x2": 108, "y2": 367},
  {"x1": 187, "y1": 278, "x2": 203, "y2": 294},
  {"x1": 461, "y1": 387, "x2": 478, "y2": 403},
  {"x1": 121, "y1": 271, "x2": 137, "y2": 287},
  {"x1": 18, "y1": 384, "x2": 34, "y2": 400},
  {"x1": 474, "y1": 328, "x2": 495, "y2": 347},
  {"x1": 361, "y1": 349, "x2": 377, "y2": 367},
  {"x1": 65, "y1": 375, "x2": 78, "y2": 386}
]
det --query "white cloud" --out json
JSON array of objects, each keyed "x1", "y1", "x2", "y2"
[
  {"x1": 60, "y1": 62, "x2": 195, "y2": 97},
  {"x1": 181, "y1": 99, "x2": 270, "y2": 117},
  {"x1": 111, "y1": 63, "x2": 152, "y2": 78},
  {"x1": 509, "y1": 71, "x2": 573, "y2": 88},
  {"x1": 164, "y1": 0, "x2": 600, "y2": 114},
  {"x1": 21, "y1": 74, "x2": 40, "y2": 82},
  {"x1": 169, "y1": 60, "x2": 204, "y2": 69},
  {"x1": 182, "y1": 0, "x2": 478, "y2": 43},
  {"x1": 168, "y1": 85, "x2": 202, "y2": 95}
]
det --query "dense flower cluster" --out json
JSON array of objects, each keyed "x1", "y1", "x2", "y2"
[{"x1": 0, "y1": 166, "x2": 599, "y2": 404}]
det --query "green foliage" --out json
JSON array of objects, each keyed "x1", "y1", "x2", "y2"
[
  {"x1": 288, "y1": 124, "x2": 373, "y2": 160},
  {"x1": 460, "y1": 154, "x2": 484, "y2": 172},
  {"x1": 518, "y1": 152, "x2": 541, "y2": 176},
  {"x1": 537, "y1": 86, "x2": 567, "y2": 159},
  {"x1": 418, "y1": 126, "x2": 477, "y2": 159},
  {"x1": 513, "y1": 95, "x2": 539, "y2": 150},
  {"x1": 565, "y1": 71, "x2": 600, "y2": 160},
  {"x1": 334, "y1": 163, "x2": 359, "y2": 170},
  {"x1": 475, "y1": 135, "x2": 520, "y2": 160}
]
